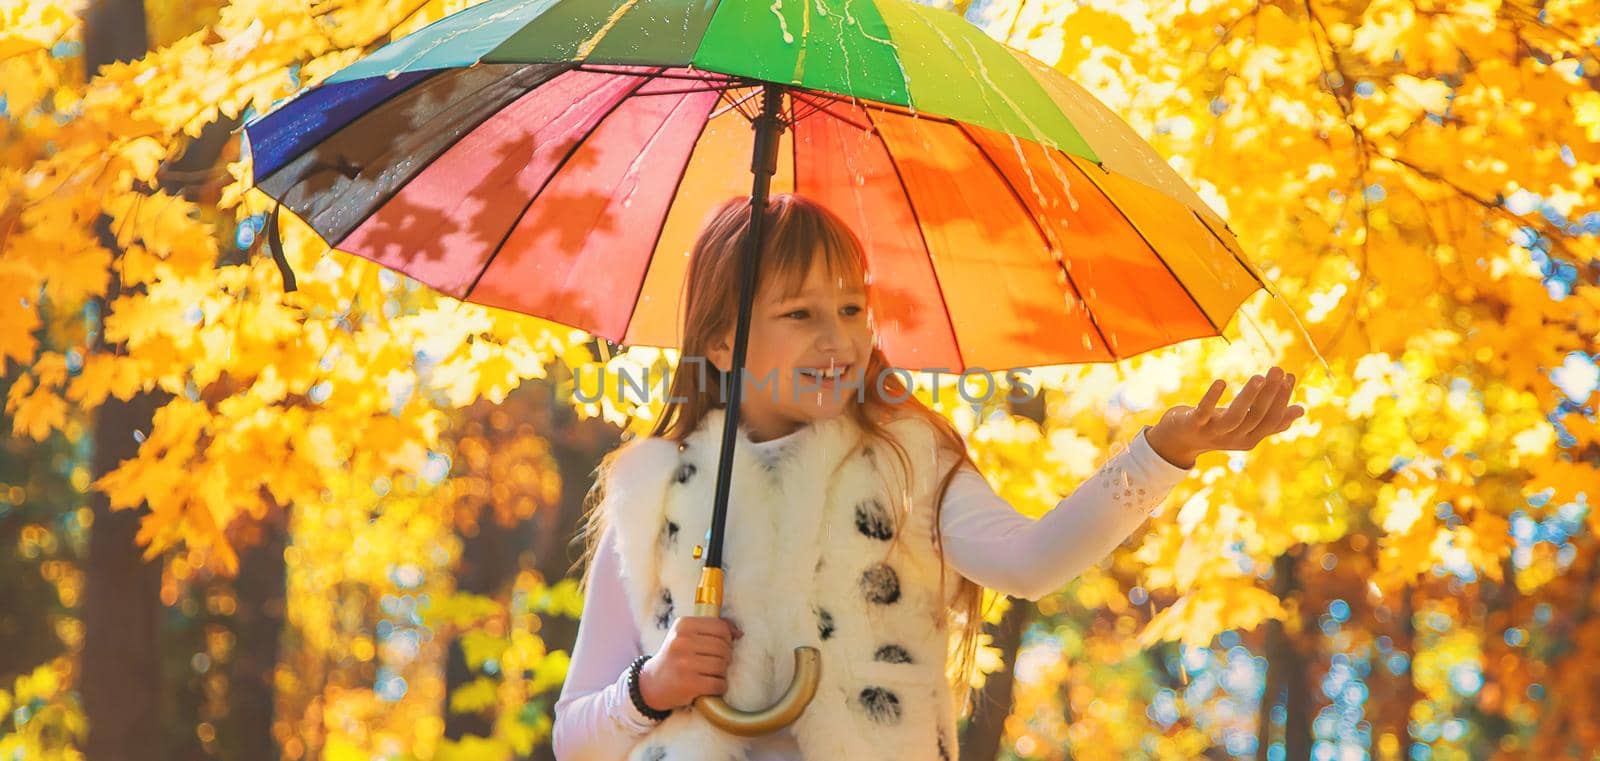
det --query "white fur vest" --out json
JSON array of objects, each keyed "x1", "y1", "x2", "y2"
[{"x1": 598, "y1": 406, "x2": 966, "y2": 761}]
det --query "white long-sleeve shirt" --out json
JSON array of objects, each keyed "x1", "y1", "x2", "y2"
[{"x1": 552, "y1": 425, "x2": 1192, "y2": 761}]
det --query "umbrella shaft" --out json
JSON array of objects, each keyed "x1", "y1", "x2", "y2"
[{"x1": 702, "y1": 83, "x2": 785, "y2": 574}]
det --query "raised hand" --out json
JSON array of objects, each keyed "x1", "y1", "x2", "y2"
[{"x1": 1145, "y1": 366, "x2": 1305, "y2": 469}]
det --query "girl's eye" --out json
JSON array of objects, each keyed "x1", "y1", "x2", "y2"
[
  {"x1": 784, "y1": 309, "x2": 809, "y2": 319},
  {"x1": 841, "y1": 304, "x2": 863, "y2": 316}
]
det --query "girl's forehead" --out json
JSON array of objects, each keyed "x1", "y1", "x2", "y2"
[{"x1": 765, "y1": 260, "x2": 866, "y2": 300}]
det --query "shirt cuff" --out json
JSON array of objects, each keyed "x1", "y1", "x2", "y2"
[
  {"x1": 610, "y1": 661, "x2": 661, "y2": 735},
  {"x1": 1127, "y1": 426, "x2": 1196, "y2": 485}
]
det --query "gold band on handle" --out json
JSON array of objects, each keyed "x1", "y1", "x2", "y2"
[
  {"x1": 695, "y1": 567, "x2": 724, "y2": 608},
  {"x1": 690, "y1": 566, "x2": 822, "y2": 737}
]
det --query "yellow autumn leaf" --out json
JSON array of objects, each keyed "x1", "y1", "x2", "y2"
[
  {"x1": 0, "y1": 1, "x2": 77, "y2": 59},
  {"x1": 32, "y1": 351, "x2": 67, "y2": 388},
  {"x1": 460, "y1": 630, "x2": 509, "y2": 670},
  {"x1": 447, "y1": 677, "x2": 499, "y2": 714},
  {"x1": 1390, "y1": 74, "x2": 1451, "y2": 113},
  {"x1": 1138, "y1": 584, "x2": 1289, "y2": 648},
  {"x1": 1574, "y1": 91, "x2": 1600, "y2": 142},
  {"x1": 66, "y1": 354, "x2": 144, "y2": 406},
  {"x1": 0, "y1": 269, "x2": 42, "y2": 365},
  {"x1": 40, "y1": 239, "x2": 112, "y2": 305},
  {"x1": 10, "y1": 386, "x2": 67, "y2": 441},
  {"x1": 116, "y1": 136, "x2": 167, "y2": 184}
]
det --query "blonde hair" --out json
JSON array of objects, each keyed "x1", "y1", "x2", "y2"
[{"x1": 576, "y1": 193, "x2": 988, "y2": 712}]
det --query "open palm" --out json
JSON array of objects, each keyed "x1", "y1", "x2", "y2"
[{"x1": 1150, "y1": 366, "x2": 1305, "y2": 465}]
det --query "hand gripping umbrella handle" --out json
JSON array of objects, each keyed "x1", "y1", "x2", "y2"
[{"x1": 689, "y1": 567, "x2": 822, "y2": 737}]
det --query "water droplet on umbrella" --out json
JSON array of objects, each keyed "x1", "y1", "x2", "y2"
[{"x1": 770, "y1": 0, "x2": 794, "y2": 43}]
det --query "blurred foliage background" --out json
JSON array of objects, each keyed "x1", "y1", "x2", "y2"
[{"x1": 2, "y1": 0, "x2": 1598, "y2": 759}]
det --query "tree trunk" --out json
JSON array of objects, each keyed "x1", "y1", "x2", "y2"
[
  {"x1": 1280, "y1": 553, "x2": 1312, "y2": 761},
  {"x1": 81, "y1": 389, "x2": 166, "y2": 761},
  {"x1": 1269, "y1": 620, "x2": 1314, "y2": 761},
  {"x1": 225, "y1": 510, "x2": 290, "y2": 761},
  {"x1": 959, "y1": 601, "x2": 1033, "y2": 761},
  {"x1": 1389, "y1": 584, "x2": 1418, "y2": 760},
  {"x1": 82, "y1": 0, "x2": 146, "y2": 73},
  {"x1": 1255, "y1": 614, "x2": 1282, "y2": 761},
  {"x1": 1260, "y1": 548, "x2": 1310, "y2": 761},
  {"x1": 1462, "y1": 560, "x2": 1516, "y2": 758},
  {"x1": 1055, "y1": 654, "x2": 1076, "y2": 761},
  {"x1": 79, "y1": 4, "x2": 162, "y2": 759}
]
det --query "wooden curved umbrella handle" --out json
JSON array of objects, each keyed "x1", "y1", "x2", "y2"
[{"x1": 689, "y1": 570, "x2": 823, "y2": 737}]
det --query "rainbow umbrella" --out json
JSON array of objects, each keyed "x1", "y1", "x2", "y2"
[{"x1": 242, "y1": 0, "x2": 1265, "y2": 735}]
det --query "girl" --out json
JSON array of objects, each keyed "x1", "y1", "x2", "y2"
[{"x1": 553, "y1": 194, "x2": 1302, "y2": 761}]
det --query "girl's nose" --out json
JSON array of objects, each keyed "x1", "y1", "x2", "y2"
[{"x1": 815, "y1": 318, "x2": 845, "y2": 351}]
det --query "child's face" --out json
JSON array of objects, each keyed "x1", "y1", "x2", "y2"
[{"x1": 707, "y1": 255, "x2": 873, "y2": 442}]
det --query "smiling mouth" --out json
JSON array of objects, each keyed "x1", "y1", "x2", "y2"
[{"x1": 798, "y1": 364, "x2": 852, "y2": 382}]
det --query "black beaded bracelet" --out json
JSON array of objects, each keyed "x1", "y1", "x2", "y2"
[{"x1": 627, "y1": 654, "x2": 673, "y2": 722}]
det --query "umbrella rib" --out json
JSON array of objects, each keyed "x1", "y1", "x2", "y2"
[
  {"x1": 733, "y1": 86, "x2": 763, "y2": 121},
  {"x1": 710, "y1": 88, "x2": 763, "y2": 121},
  {"x1": 459, "y1": 70, "x2": 662, "y2": 305},
  {"x1": 572, "y1": 64, "x2": 742, "y2": 84},
  {"x1": 636, "y1": 83, "x2": 740, "y2": 96},
  {"x1": 859, "y1": 107, "x2": 965, "y2": 373},
  {"x1": 1067, "y1": 161, "x2": 1229, "y2": 340},
  {"x1": 803, "y1": 88, "x2": 966, "y2": 129},
  {"x1": 788, "y1": 91, "x2": 873, "y2": 132},
  {"x1": 1190, "y1": 208, "x2": 1269, "y2": 292},
  {"x1": 789, "y1": 95, "x2": 819, "y2": 123},
  {"x1": 790, "y1": 90, "x2": 835, "y2": 125},
  {"x1": 619, "y1": 95, "x2": 719, "y2": 345},
  {"x1": 951, "y1": 121, "x2": 1117, "y2": 361}
]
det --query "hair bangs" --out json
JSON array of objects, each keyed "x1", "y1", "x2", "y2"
[{"x1": 761, "y1": 203, "x2": 869, "y2": 303}]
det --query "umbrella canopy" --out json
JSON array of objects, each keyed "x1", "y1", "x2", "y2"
[{"x1": 243, "y1": 0, "x2": 1264, "y2": 374}]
